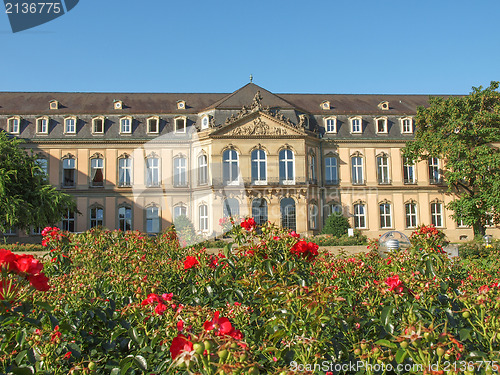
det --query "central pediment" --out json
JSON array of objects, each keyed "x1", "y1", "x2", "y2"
[{"x1": 211, "y1": 111, "x2": 305, "y2": 138}]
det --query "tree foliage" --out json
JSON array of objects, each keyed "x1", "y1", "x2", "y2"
[
  {"x1": 403, "y1": 82, "x2": 500, "y2": 237},
  {"x1": 321, "y1": 212, "x2": 351, "y2": 237},
  {"x1": 0, "y1": 132, "x2": 76, "y2": 233}
]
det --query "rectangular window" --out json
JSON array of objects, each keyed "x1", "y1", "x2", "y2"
[
  {"x1": 174, "y1": 157, "x2": 187, "y2": 187},
  {"x1": 405, "y1": 203, "x2": 418, "y2": 228},
  {"x1": 326, "y1": 118, "x2": 336, "y2": 133},
  {"x1": 309, "y1": 204, "x2": 318, "y2": 229},
  {"x1": 62, "y1": 210, "x2": 75, "y2": 232},
  {"x1": 380, "y1": 203, "x2": 392, "y2": 229},
  {"x1": 175, "y1": 118, "x2": 186, "y2": 133},
  {"x1": 198, "y1": 155, "x2": 208, "y2": 185},
  {"x1": 428, "y1": 158, "x2": 442, "y2": 184},
  {"x1": 62, "y1": 158, "x2": 76, "y2": 187},
  {"x1": 377, "y1": 156, "x2": 390, "y2": 184},
  {"x1": 118, "y1": 206, "x2": 132, "y2": 231},
  {"x1": 354, "y1": 204, "x2": 366, "y2": 229},
  {"x1": 403, "y1": 158, "x2": 416, "y2": 184},
  {"x1": 3, "y1": 227, "x2": 17, "y2": 236},
  {"x1": 146, "y1": 206, "x2": 160, "y2": 233},
  {"x1": 199, "y1": 205, "x2": 208, "y2": 231},
  {"x1": 351, "y1": 156, "x2": 364, "y2": 184},
  {"x1": 37, "y1": 118, "x2": 48, "y2": 134},
  {"x1": 351, "y1": 118, "x2": 362, "y2": 133},
  {"x1": 65, "y1": 118, "x2": 76, "y2": 134},
  {"x1": 146, "y1": 158, "x2": 160, "y2": 187},
  {"x1": 36, "y1": 158, "x2": 48, "y2": 178},
  {"x1": 32, "y1": 227, "x2": 42, "y2": 235},
  {"x1": 93, "y1": 118, "x2": 104, "y2": 134},
  {"x1": 8, "y1": 117, "x2": 20, "y2": 134},
  {"x1": 325, "y1": 157, "x2": 338, "y2": 184},
  {"x1": 309, "y1": 155, "x2": 316, "y2": 181},
  {"x1": 402, "y1": 118, "x2": 413, "y2": 133},
  {"x1": 376, "y1": 118, "x2": 387, "y2": 133},
  {"x1": 90, "y1": 207, "x2": 104, "y2": 228},
  {"x1": 148, "y1": 118, "x2": 159, "y2": 134},
  {"x1": 90, "y1": 158, "x2": 104, "y2": 187},
  {"x1": 120, "y1": 118, "x2": 132, "y2": 134},
  {"x1": 118, "y1": 157, "x2": 132, "y2": 186},
  {"x1": 431, "y1": 203, "x2": 443, "y2": 227}
]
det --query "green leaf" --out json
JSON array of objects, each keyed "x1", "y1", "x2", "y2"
[
  {"x1": 380, "y1": 306, "x2": 393, "y2": 326},
  {"x1": 395, "y1": 348, "x2": 407, "y2": 363},
  {"x1": 15, "y1": 330, "x2": 26, "y2": 348},
  {"x1": 263, "y1": 260, "x2": 274, "y2": 277},
  {"x1": 459, "y1": 328, "x2": 471, "y2": 341},
  {"x1": 374, "y1": 339, "x2": 397, "y2": 349},
  {"x1": 11, "y1": 367, "x2": 34, "y2": 375},
  {"x1": 206, "y1": 285, "x2": 214, "y2": 298},
  {"x1": 128, "y1": 327, "x2": 141, "y2": 345},
  {"x1": 110, "y1": 369, "x2": 120, "y2": 375},
  {"x1": 134, "y1": 355, "x2": 148, "y2": 371}
]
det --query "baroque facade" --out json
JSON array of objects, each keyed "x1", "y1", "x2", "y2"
[{"x1": 1, "y1": 83, "x2": 498, "y2": 242}]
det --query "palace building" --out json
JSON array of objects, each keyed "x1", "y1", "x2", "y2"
[{"x1": 1, "y1": 83, "x2": 497, "y2": 242}]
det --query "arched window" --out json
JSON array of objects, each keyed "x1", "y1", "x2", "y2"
[
  {"x1": 90, "y1": 156, "x2": 104, "y2": 187},
  {"x1": 198, "y1": 154, "x2": 208, "y2": 185},
  {"x1": 325, "y1": 156, "x2": 338, "y2": 185},
  {"x1": 251, "y1": 198, "x2": 268, "y2": 225},
  {"x1": 223, "y1": 149, "x2": 239, "y2": 184},
  {"x1": 146, "y1": 206, "x2": 160, "y2": 234},
  {"x1": 251, "y1": 149, "x2": 267, "y2": 184},
  {"x1": 7, "y1": 117, "x2": 20, "y2": 134},
  {"x1": 379, "y1": 202, "x2": 392, "y2": 229},
  {"x1": 118, "y1": 156, "x2": 132, "y2": 186},
  {"x1": 280, "y1": 198, "x2": 296, "y2": 231},
  {"x1": 36, "y1": 117, "x2": 49, "y2": 134},
  {"x1": 118, "y1": 205, "x2": 132, "y2": 231},
  {"x1": 223, "y1": 198, "x2": 239, "y2": 218},
  {"x1": 92, "y1": 117, "x2": 104, "y2": 134},
  {"x1": 90, "y1": 206, "x2": 104, "y2": 228},
  {"x1": 120, "y1": 116, "x2": 132, "y2": 134},
  {"x1": 62, "y1": 157, "x2": 76, "y2": 188},
  {"x1": 174, "y1": 156, "x2": 187, "y2": 187},
  {"x1": 146, "y1": 156, "x2": 160, "y2": 187},
  {"x1": 351, "y1": 155, "x2": 364, "y2": 184},
  {"x1": 353, "y1": 203, "x2": 366, "y2": 229},
  {"x1": 173, "y1": 205, "x2": 187, "y2": 220},
  {"x1": 376, "y1": 154, "x2": 390, "y2": 184},
  {"x1": 324, "y1": 202, "x2": 342, "y2": 224},
  {"x1": 279, "y1": 149, "x2": 294, "y2": 184}
]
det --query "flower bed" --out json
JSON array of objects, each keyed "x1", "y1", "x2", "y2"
[{"x1": 1, "y1": 223, "x2": 499, "y2": 374}]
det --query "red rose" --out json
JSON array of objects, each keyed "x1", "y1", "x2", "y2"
[
  {"x1": 241, "y1": 218, "x2": 257, "y2": 231},
  {"x1": 63, "y1": 351, "x2": 72, "y2": 359},
  {"x1": 184, "y1": 256, "x2": 199, "y2": 270},
  {"x1": 0, "y1": 249, "x2": 19, "y2": 273},
  {"x1": 16, "y1": 255, "x2": 43, "y2": 276},
  {"x1": 141, "y1": 293, "x2": 162, "y2": 306},
  {"x1": 384, "y1": 275, "x2": 404, "y2": 294},
  {"x1": 154, "y1": 302, "x2": 168, "y2": 315},
  {"x1": 170, "y1": 334, "x2": 193, "y2": 360},
  {"x1": 204, "y1": 311, "x2": 233, "y2": 336},
  {"x1": 28, "y1": 273, "x2": 50, "y2": 291}
]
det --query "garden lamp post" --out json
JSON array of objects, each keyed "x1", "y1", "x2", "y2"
[{"x1": 483, "y1": 235, "x2": 492, "y2": 247}]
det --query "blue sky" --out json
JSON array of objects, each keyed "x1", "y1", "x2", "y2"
[{"x1": 1, "y1": 0, "x2": 499, "y2": 94}]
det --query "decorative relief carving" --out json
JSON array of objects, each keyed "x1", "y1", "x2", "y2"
[{"x1": 226, "y1": 118, "x2": 290, "y2": 136}]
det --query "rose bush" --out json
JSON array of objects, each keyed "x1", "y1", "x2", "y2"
[{"x1": 0, "y1": 224, "x2": 499, "y2": 374}]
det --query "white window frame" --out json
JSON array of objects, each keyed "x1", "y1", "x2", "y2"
[
  {"x1": 64, "y1": 117, "x2": 77, "y2": 134},
  {"x1": 146, "y1": 206, "x2": 160, "y2": 234},
  {"x1": 376, "y1": 154, "x2": 390, "y2": 184},
  {"x1": 198, "y1": 154, "x2": 208, "y2": 185},
  {"x1": 223, "y1": 149, "x2": 239, "y2": 185},
  {"x1": 405, "y1": 202, "x2": 418, "y2": 228},
  {"x1": 118, "y1": 156, "x2": 132, "y2": 187},
  {"x1": 90, "y1": 206, "x2": 104, "y2": 228},
  {"x1": 120, "y1": 116, "x2": 132, "y2": 134},
  {"x1": 7, "y1": 116, "x2": 20, "y2": 134},
  {"x1": 324, "y1": 117, "x2": 337, "y2": 133},
  {"x1": 174, "y1": 156, "x2": 187, "y2": 187},
  {"x1": 431, "y1": 202, "x2": 444, "y2": 227},
  {"x1": 62, "y1": 157, "x2": 76, "y2": 188},
  {"x1": 118, "y1": 206, "x2": 132, "y2": 231},
  {"x1": 147, "y1": 116, "x2": 159, "y2": 134},
  {"x1": 428, "y1": 157, "x2": 442, "y2": 184},
  {"x1": 92, "y1": 116, "x2": 105, "y2": 134},
  {"x1": 62, "y1": 209, "x2": 75, "y2": 232},
  {"x1": 279, "y1": 149, "x2": 295, "y2": 185},
  {"x1": 376, "y1": 117, "x2": 388, "y2": 134},
  {"x1": 146, "y1": 157, "x2": 160, "y2": 187},
  {"x1": 201, "y1": 115, "x2": 210, "y2": 130},
  {"x1": 309, "y1": 153, "x2": 316, "y2": 181},
  {"x1": 309, "y1": 203, "x2": 319, "y2": 230},
  {"x1": 354, "y1": 204, "x2": 366, "y2": 229},
  {"x1": 199, "y1": 204, "x2": 208, "y2": 232},
  {"x1": 403, "y1": 158, "x2": 416, "y2": 184},
  {"x1": 174, "y1": 205, "x2": 187, "y2": 220},
  {"x1": 90, "y1": 157, "x2": 104, "y2": 187},
  {"x1": 350, "y1": 117, "x2": 362, "y2": 134},
  {"x1": 379, "y1": 203, "x2": 392, "y2": 229},
  {"x1": 351, "y1": 156, "x2": 364, "y2": 184},
  {"x1": 325, "y1": 156, "x2": 338, "y2": 185},
  {"x1": 251, "y1": 149, "x2": 267, "y2": 185},
  {"x1": 175, "y1": 117, "x2": 186, "y2": 134},
  {"x1": 401, "y1": 117, "x2": 413, "y2": 134},
  {"x1": 36, "y1": 117, "x2": 49, "y2": 134}
]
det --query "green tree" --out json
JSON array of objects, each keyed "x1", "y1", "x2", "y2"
[
  {"x1": 403, "y1": 82, "x2": 500, "y2": 238},
  {"x1": 321, "y1": 213, "x2": 351, "y2": 237},
  {"x1": 0, "y1": 132, "x2": 76, "y2": 233},
  {"x1": 173, "y1": 214, "x2": 199, "y2": 246}
]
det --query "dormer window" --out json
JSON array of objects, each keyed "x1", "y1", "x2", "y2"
[
  {"x1": 401, "y1": 117, "x2": 413, "y2": 134},
  {"x1": 378, "y1": 101, "x2": 389, "y2": 110},
  {"x1": 147, "y1": 116, "x2": 159, "y2": 134},
  {"x1": 201, "y1": 115, "x2": 210, "y2": 130},
  {"x1": 321, "y1": 101, "x2": 331, "y2": 110},
  {"x1": 376, "y1": 117, "x2": 388, "y2": 134},
  {"x1": 350, "y1": 117, "x2": 362, "y2": 134},
  {"x1": 120, "y1": 116, "x2": 132, "y2": 134},
  {"x1": 324, "y1": 117, "x2": 337, "y2": 133},
  {"x1": 114, "y1": 100, "x2": 123, "y2": 110},
  {"x1": 36, "y1": 117, "x2": 49, "y2": 134},
  {"x1": 177, "y1": 100, "x2": 186, "y2": 110},
  {"x1": 49, "y1": 100, "x2": 59, "y2": 110},
  {"x1": 7, "y1": 116, "x2": 20, "y2": 134},
  {"x1": 175, "y1": 117, "x2": 186, "y2": 133},
  {"x1": 92, "y1": 117, "x2": 105, "y2": 134},
  {"x1": 64, "y1": 117, "x2": 77, "y2": 134}
]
